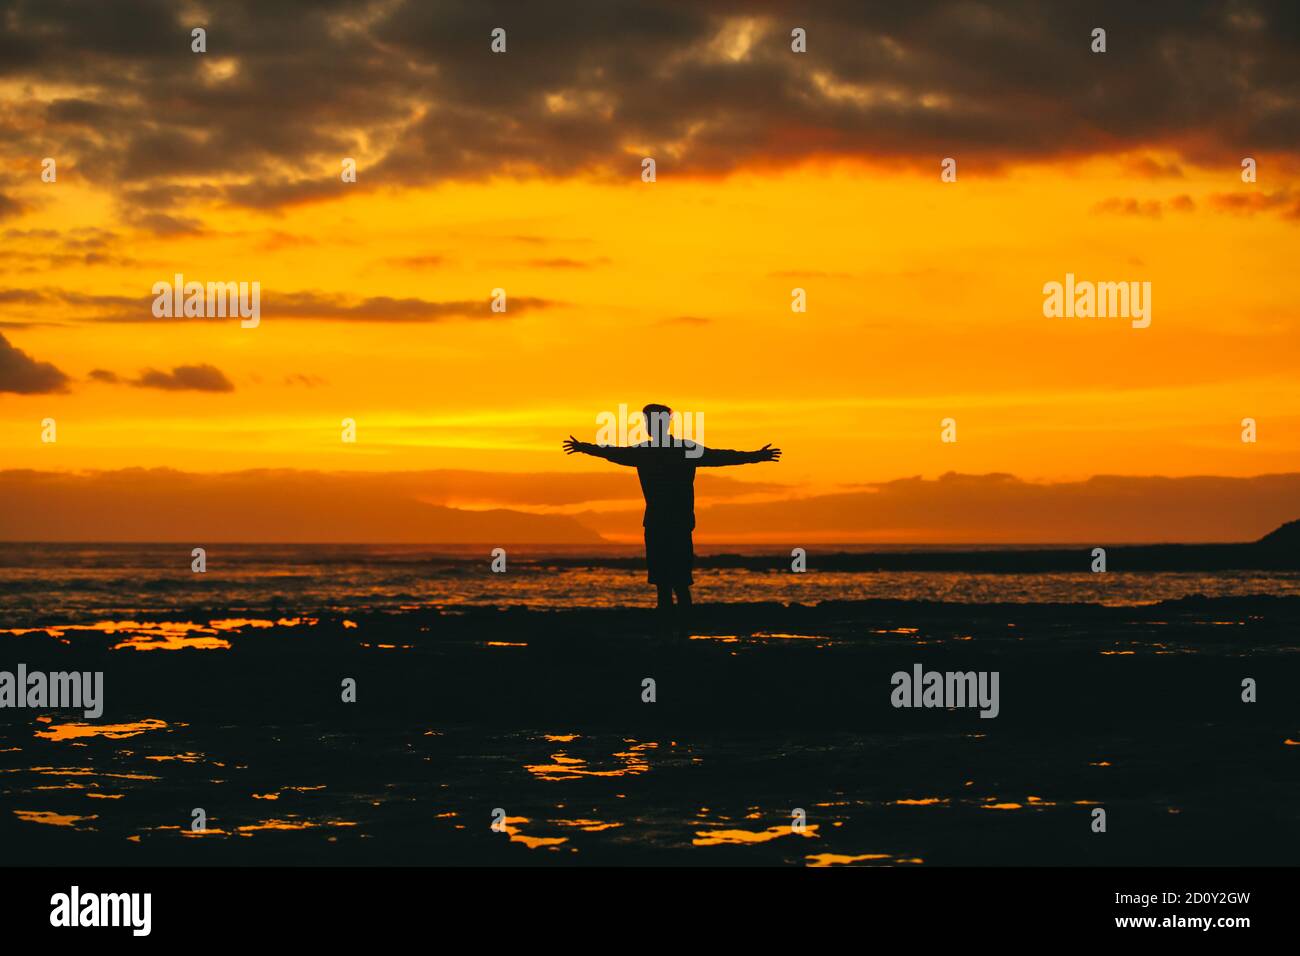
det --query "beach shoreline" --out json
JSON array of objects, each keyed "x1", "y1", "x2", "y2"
[{"x1": 1, "y1": 595, "x2": 1296, "y2": 866}]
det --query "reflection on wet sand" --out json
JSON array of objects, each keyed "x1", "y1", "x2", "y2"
[
  {"x1": 525, "y1": 741, "x2": 655, "y2": 781},
  {"x1": 806, "y1": 852, "x2": 894, "y2": 867},
  {"x1": 979, "y1": 795, "x2": 1076, "y2": 810},
  {"x1": 553, "y1": 818, "x2": 622, "y2": 832},
  {"x1": 251, "y1": 785, "x2": 327, "y2": 801},
  {"x1": 0, "y1": 585, "x2": 1290, "y2": 869},
  {"x1": 115, "y1": 632, "x2": 231, "y2": 651},
  {"x1": 0, "y1": 616, "x2": 319, "y2": 651},
  {"x1": 498, "y1": 816, "x2": 569, "y2": 850},
  {"x1": 26, "y1": 767, "x2": 160, "y2": 781},
  {"x1": 36, "y1": 718, "x2": 171, "y2": 741},
  {"x1": 687, "y1": 632, "x2": 833, "y2": 646},
  {"x1": 140, "y1": 818, "x2": 359, "y2": 839},
  {"x1": 14, "y1": 809, "x2": 97, "y2": 828},
  {"x1": 237, "y1": 818, "x2": 356, "y2": 833},
  {"x1": 10, "y1": 706, "x2": 1124, "y2": 866},
  {"x1": 693, "y1": 823, "x2": 819, "y2": 846}
]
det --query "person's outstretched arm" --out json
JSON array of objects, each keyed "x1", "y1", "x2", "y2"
[
  {"x1": 695, "y1": 443, "x2": 782, "y2": 467},
  {"x1": 563, "y1": 435, "x2": 642, "y2": 466}
]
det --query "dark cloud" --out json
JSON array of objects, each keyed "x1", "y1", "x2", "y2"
[
  {"x1": 284, "y1": 372, "x2": 327, "y2": 387},
  {"x1": 0, "y1": 288, "x2": 145, "y2": 322},
  {"x1": 87, "y1": 368, "x2": 120, "y2": 383},
  {"x1": 0, "y1": 286, "x2": 559, "y2": 323},
  {"x1": 0, "y1": 288, "x2": 52, "y2": 305},
  {"x1": 1122, "y1": 155, "x2": 1186, "y2": 179},
  {"x1": 0, "y1": 249, "x2": 141, "y2": 273},
  {"x1": 1206, "y1": 188, "x2": 1300, "y2": 217},
  {"x1": 3, "y1": 466, "x2": 1287, "y2": 543},
  {"x1": 268, "y1": 291, "x2": 560, "y2": 322},
  {"x1": 1091, "y1": 194, "x2": 1199, "y2": 218},
  {"x1": 45, "y1": 97, "x2": 117, "y2": 125},
  {"x1": 126, "y1": 212, "x2": 208, "y2": 236},
  {"x1": 0, "y1": 331, "x2": 70, "y2": 393},
  {"x1": 0, "y1": 192, "x2": 26, "y2": 221},
  {"x1": 406, "y1": 468, "x2": 781, "y2": 508},
  {"x1": 1091, "y1": 197, "x2": 1165, "y2": 218},
  {"x1": 255, "y1": 230, "x2": 320, "y2": 251},
  {"x1": 132, "y1": 364, "x2": 235, "y2": 392},
  {"x1": 0, "y1": 0, "x2": 1296, "y2": 221},
  {"x1": 0, "y1": 468, "x2": 613, "y2": 544},
  {"x1": 0, "y1": 228, "x2": 144, "y2": 274},
  {"x1": 681, "y1": 471, "x2": 1300, "y2": 543}
]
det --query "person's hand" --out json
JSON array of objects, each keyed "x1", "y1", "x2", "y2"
[
  {"x1": 755, "y1": 443, "x2": 782, "y2": 462},
  {"x1": 562, "y1": 435, "x2": 586, "y2": 455}
]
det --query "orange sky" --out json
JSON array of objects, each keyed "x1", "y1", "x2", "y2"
[
  {"x1": 0, "y1": 5, "x2": 1297, "y2": 542},
  {"x1": 5, "y1": 157, "x2": 1297, "y2": 481}
]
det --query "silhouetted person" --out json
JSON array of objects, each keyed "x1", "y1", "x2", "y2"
[{"x1": 564, "y1": 404, "x2": 781, "y2": 636}]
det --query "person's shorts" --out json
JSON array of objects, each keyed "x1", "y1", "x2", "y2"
[{"x1": 644, "y1": 524, "x2": 694, "y2": 586}]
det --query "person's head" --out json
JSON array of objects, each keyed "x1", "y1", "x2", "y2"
[{"x1": 642, "y1": 403, "x2": 673, "y2": 446}]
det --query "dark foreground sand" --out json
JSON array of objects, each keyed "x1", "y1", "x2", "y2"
[{"x1": 2, "y1": 596, "x2": 1297, "y2": 866}]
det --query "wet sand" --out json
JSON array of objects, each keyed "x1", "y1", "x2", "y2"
[{"x1": 2, "y1": 595, "x2": 1297, "y2": 865}]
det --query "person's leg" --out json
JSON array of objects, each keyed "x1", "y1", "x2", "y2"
[
  {"x1": 654, "y1": 583, "x2": 675, "y2": 640},
  {"x1": 647, "y1": 526, "x2": 673, "y2": 634},
  {"x1": 656, "y1": 583, "x2": 673, "y2": 610},
  {"x1": 672, "y1": 584, "x2": 692, "y2": 637},
  {"x1": 674, "y1": 526, "x2": 695, "y2": 636}
]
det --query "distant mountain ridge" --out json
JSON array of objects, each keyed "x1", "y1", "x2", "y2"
[{"x1": 1257, "y1": 519, "x2": 1300, "y2": 550}]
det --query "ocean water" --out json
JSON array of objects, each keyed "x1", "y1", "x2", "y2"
[{"x1": 2, "y1": 542, "x2": 1299, "y2": 625}]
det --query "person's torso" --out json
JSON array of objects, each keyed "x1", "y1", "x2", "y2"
[{"x1": 633, "y1": 444, "x2": 699, "y2": 528}]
